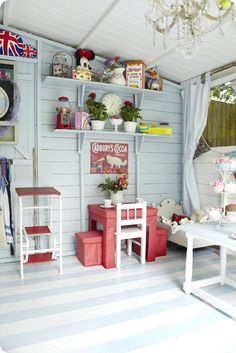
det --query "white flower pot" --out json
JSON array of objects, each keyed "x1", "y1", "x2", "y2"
[
  {"x1": 91, "y1": 120, "x2": 105, "y2": 131},
  {"x1": 124, "y1": 121, "x2": 137, "y2": 133},
  {"x1": 110, "y1": 190, "x2": 124, "y2": 205}
]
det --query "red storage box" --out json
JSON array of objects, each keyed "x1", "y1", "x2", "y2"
[
  {"x1": 132, "y1": 226, "x2": 168, "y2": 258},
  {"x1": 155, "y1": 226, "x2": 168, "y2": 257},
  {"x1": 75, "y1": 231, "x2": 103, "y2": 267}
]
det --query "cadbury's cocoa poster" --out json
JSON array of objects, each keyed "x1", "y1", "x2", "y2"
[{"x1": 90, "y1": 142, "x2": 128, "y2": 174}]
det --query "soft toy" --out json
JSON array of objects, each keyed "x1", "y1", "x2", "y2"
[
  {"x1": 74, "y1": 48, "x2": 95, "y2": 71},
  {"x1": 179, "y1": 218, "x2": 193, "y2": 225},
  {"x1": 171, "y1": 213, "x2": 190, "y2": 224},
  {"x1": 147, "y1": 66, "x2": 163, "y2": 91},
  {"x1": 170, "y1": 221, "x2": 179, "y2": 234},
  {"x1": 191, "y1": 209, "x2": 208, "y2": 223}
]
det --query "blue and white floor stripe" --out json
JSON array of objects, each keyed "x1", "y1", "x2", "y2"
[{"x1": 0, "y1": 244, "x2": 236, "y2": 353}]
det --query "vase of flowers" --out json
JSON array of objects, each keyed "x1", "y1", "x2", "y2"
[
  {"x1": 98, "y1": 175, "x2": 128, "y2": 205},
  {"x1": 103, "y1": 56, "x2": 126, "y2": 85},
  {"x1": 120, "y1": 100, "x2": 142, "y2": 133},
  {"x1": 86, "y1": 92, "x2": 108, "y2": 130}
]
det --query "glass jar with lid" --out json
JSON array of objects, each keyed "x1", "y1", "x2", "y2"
[
  {"x1": 51, "y1": 51, "x2": 73, "y2": 78},
  {"x1": 56, "y1": 96, "x2": 72, "y2": 129}
]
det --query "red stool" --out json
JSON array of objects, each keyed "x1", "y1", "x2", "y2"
[
  {"x1": 132, "y1": 226, "x2": 168, "y2": 258},
  {"x1": 75, "y1": 231, "x2": 103, "y2": 267},
  {"x1": 155, "y1": 226, "x2": 168, "y2": 257}
]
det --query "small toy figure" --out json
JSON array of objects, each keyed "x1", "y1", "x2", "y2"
[
  {"x1": 75, "y1": 48, "x2": 95, "y2": 71},
  {"x1": 73, "y1": 48, "x2": 95, "y2": 81},
  {"x1": 147, "y1": 65, "x2": 163, "y2": 91}
]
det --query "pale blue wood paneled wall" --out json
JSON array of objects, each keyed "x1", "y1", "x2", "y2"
[
  {"x1": 41, "y1": 43, "x2": 183, "y2": 255},
  {"x1": 0, "y1": 32, "x2": 37, "y2": 261},
  {"x1": 0, "y1": 33, "x2": 182, "y2": 260}
]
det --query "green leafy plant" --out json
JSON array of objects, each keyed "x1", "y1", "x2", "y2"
[
  {"x1": 86, "y1": 92, "x2": 108, "y2": 121},
  {"x1": 98, "y1": 175, "x2": 128, "y2": 193},
  {"x1": 211, "y1": 83, "x2": 236, "y2": 104},
  {"x1": 120, "y1": 100, "x2": 142, "y2": 122}
]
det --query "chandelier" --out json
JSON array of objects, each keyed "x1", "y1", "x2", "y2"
[{"x1": 145, "y1": 0, "x2": 236, "y2": 59}]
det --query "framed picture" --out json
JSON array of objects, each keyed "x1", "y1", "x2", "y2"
[
  {"x1": 90, "y1": 142, "x2": 128, "y2": 174},
  {"x1": 0, "y1": 60, "x2": 16, "y2": 81}
]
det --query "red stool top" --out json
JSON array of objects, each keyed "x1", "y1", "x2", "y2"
[{"x1": 75, "y1": 231, "x2": 103, "y2": 244}]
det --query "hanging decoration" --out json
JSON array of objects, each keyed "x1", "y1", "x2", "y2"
[
  {"x1": 21, "y1": 44, "x2": 37, "y2": 59},
  {"x1": 0, "y1": 29, "x2": 37, "y2": 59}
]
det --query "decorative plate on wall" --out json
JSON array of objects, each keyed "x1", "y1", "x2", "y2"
[
  {"x1": 0, "y1": 80, "x2": 14, "y2": 121},
  {"x1": 0, "y1": 86, "x2": 9, "y2": 118}
]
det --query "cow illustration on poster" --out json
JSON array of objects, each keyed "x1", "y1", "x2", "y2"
[{"x1": 90, "y1": 142, "x2": 128, "y2": 174}]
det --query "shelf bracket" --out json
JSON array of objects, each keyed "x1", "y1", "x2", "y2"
[
  {"x1": 134, "y1": 92, "x2": 144, "y2": 108},
  {"x1": 77, "y1": 84, "x2": 85, "y2": 108},
  {"x1": 77, "y1": 132, "x2": 86, "y2": 154},
  {"x1": 135, "y1": 135, "x2": 144, "y2": 154}
]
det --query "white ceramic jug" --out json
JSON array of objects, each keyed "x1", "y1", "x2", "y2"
[{"x1": 110, "y1": 67, "x2": 126, "y2": 85}]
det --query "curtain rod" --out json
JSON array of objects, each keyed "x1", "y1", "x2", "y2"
[{"x1": 210, "y1": 60, "x2": 236, "y2": 76}]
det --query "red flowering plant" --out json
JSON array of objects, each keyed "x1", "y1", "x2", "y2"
[
  {"x1": 120, "y1": 100, "x2": 142, "y2": 122},
  {"x1": 86, "y1": 92, "x2": 108, "y2": 121},
  {"x1": 98, "y1": 175, "x2": 128, "y2": 193}
]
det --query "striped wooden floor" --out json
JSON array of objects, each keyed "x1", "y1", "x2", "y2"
[{"x1": 1, "y1": 244, "x2": 236, "y2": 353}]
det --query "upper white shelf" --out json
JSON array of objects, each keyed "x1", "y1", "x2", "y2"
[{"x1": 42, "y1": 76, "x2": 167, "y2": 100}]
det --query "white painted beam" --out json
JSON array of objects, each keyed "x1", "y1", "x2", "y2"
[
  {"x1": 77, "y1": 0, "x2": 121, "y2": 48},
  {"x1": 2, "y1": 0, "x2": 10, "y2": 26}
]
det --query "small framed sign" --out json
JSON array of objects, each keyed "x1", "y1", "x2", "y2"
[
  {"x1": 0, "y1": 60, "x2": 16, "y2": 80},
  {"x1": 90, "y1": 142, "x2": 128, "y2": 174}
]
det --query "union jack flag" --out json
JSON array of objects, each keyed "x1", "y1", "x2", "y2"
[
  {"x1": 21, "y1": 44, "x2": 37, "y2": 59},
  {"x1": 0, "y1": 30, "x2": 23, "y2": 56}
]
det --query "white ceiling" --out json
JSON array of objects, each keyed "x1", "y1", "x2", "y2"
[{"x1": 1, "y1": 0, "x2": 236, "y2": 83}]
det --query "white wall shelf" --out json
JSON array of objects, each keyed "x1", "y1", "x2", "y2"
[
  {"x1": 54, "y1": 128, "x2": 172, "y2": 154},
  {"x1": 43, "y1": 76, "x2": 167, "y2": 108}
]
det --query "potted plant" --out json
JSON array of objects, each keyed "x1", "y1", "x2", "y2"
[
  {"x1": 86, "y1": 92, "x2": 108, "y2": 130},
  {"x1": 120, "y1": 100, "x2": 142, "y2": 133},
  {"x1": 98, "y1": 174, "x2": 128, "y2": 205}
]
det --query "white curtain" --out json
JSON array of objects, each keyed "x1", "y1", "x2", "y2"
[{"x1": 181, "y1": 72, "x2": 211, "y2": 216}]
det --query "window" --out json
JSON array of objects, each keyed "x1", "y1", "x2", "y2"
[{"x1": 203, "y1": 80, "x2": 236, "y2": 147}]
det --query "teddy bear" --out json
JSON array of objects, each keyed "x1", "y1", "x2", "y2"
[
  {"x1": 191, "y1": 209, "x2": 208, "y2": 223},
  {"x1": 147, "y1": 65, "x2": 163, "y2": 91}
]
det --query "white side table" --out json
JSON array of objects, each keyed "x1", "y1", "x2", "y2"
[{"x1": 180, "y1": 222, "x2": 236, "y2": 319}]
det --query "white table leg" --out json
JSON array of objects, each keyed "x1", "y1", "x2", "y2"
[
  {"x1": 220, "y1": 246, "x2": 227, "y2": 285},
  {"x1": 183, "y1": 233, "x2": 193, "y2": 295}
]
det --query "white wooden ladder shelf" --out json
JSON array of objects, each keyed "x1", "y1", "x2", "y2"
[{"x1": 15, "y1": 187, "x2": 62, "y2": 279}]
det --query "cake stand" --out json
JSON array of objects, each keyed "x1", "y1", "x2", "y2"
[{"x1": 110, "y1": 117, "x2": 123, "y2": 132}]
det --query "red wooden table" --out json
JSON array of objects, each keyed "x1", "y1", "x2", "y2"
[{"x1": 88, "y1": 204, "x2": 157, "y2": 269}]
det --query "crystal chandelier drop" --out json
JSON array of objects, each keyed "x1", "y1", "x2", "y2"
[{"x1": 145, "y1": 0, "x2": 236, "y2": 59}]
